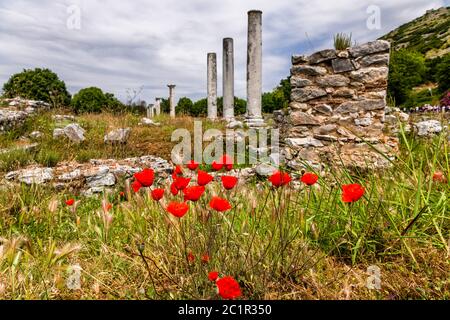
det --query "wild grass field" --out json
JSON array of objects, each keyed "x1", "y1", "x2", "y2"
[{"x1": 0, "y1": 110, "x2": 448, "y2": 300}]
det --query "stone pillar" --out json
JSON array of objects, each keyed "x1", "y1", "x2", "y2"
[
  {"x1": 167, "y1": 85, "x2": 176, "y2": 118},
  {"x1": 223, "y1": 38, "x2": 234, "y2": 121},
  {"x1": 147, "y1": 104, "x2": 154, "y2": 118},
  {"x1": 155, "y1": 98, "x2": 161, "y2": 115},
  {"x1": 246, "y1": 10, "x2": 264, "y2": 127},
  {"x1": 207, "y1": 53, "x2": 218, "y2": 120}
]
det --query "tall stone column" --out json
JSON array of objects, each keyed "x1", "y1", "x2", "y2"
[
  {"x1": 155, "y1": 98, "x2": 162, "y2": 116},
  {"x1": 207, "y1": 53, "x2": 218, "y2": 120},
  {"x1": 167, "y1": 85, "x2": 176, "y2": 118},
  {"x1": 147, "y1": 104, "x2": 154, "y2": 118},
  {"x1": 223, "y1": 38, "x2": 234, "y2": 121},
  {"x1": 246, "y1": 10, "x2": 264, "y2": 127}
]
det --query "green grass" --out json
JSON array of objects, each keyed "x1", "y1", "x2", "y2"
[{"x1": 0, "y1": 122, "x2": 448, "y2": 299}]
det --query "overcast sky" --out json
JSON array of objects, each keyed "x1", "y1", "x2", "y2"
[{"x1": 0, "y1": 0, "x2": 448, "y2": 103}]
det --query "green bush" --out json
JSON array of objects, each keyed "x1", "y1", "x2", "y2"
[
  {"x1": 2, "y1": 68, "x2": 71, "y2": 106},
  {"x1": 71, "y1": 87, "x2": 123, "y2": 113},
  {"x1": 387, "y1": 50, "x2": 427, "y2": 105},
  {"x1": 436, "y1": 54, "x2": 450, "y2": 93},
  {"x1": 176, "y1": 97, "x2": 194, "y2": 115}
]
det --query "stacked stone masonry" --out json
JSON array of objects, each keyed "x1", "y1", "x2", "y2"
[{"x1": 281, "y1": 40, "x2": 399, "y2": 169}]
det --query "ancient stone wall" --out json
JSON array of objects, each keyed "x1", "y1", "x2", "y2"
[{"x1": 280, "y1": 40, "x2": 399, "y2": 169}]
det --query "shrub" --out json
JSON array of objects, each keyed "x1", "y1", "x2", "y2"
[
  {"x1": 71, "y1": 87, "x2": 123, "y2": 113},
  {"x1": 440, "y1": 91, "x2": 450, "y2": 106},
  {"x1": 176, "y1": 97, "x2": 194, "y2": 115},
  {"x1": 436, "y1": 54, "x2": 450, "y2": 93},
  {"x1": 2, "y1": 68, "x2": 71, "y2": 106},
  {"x1": 387, "y1": 50, "x2": 427, "y2": 105},
  {"x1": 334, "y1": 33, "x2": 352, "y2": 50}
]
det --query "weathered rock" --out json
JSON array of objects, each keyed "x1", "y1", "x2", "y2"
[
  {"x1": 316, "y1": 124, "x2": 337, "y2": 134},
  {"x1": 349, "y1": 67, "x2": 389, "y2": 86},
  {"x1": 291, "y1": 87, "x2": 327, "y2": 102},
  {"x1": 104, "y1": 128, "x2": 131, "y2": 144},
  {"x1": 313, "y1": 104, "x2": 333, "y2": 115},
  {"x1": 292, "y1": 54, "x2": 308, "y2": 65},
  {"x1": 5, "y1": 167, "x2": 53, "y2": 185},
  {"x1": 355, "y1": 117, "x2": 373, "y2": 126},
  {"x1": 291, "y1": 65, "x2": 328, "y2": 76},
  {"x1": 140, "y1": 118, "x2": 161, "y2": 126},
  {"x1": 414, "y1": 120, "x2": 442, "y2": 137},
  {"x1": 290, "y1": 102, "x2": 310, "y2": 111},
  {"x1": 255, "y1": 163, "x2": 277, "y2": 177},
  {"x1": 332, "y1": 88, "x2": 356, "y2": 98},
  {"x1": 290, "y1": 111, "x2": 322, "y2": 126},
  {"x1": 316, "y1": 74, "x2": 350, "y2": 87},
  {"x1": 348, "y1": 40, "x2": 390, "y2": 58},
  {"x1": 227, "y1": 120, "x2": 244, "y2": 129},
  {"x1": 308, "y1": 49, "x2": 337, "y2": 64},
  {"x1": 290, "y1": 76, "x2": 313, "y2": 88},
  {"x1": 357, "y1": 53, "x2": 389, "y2": 67},
  {"x1": 336, "y1": 99, "x2": 385, "y2": 113},
  {"x1": 29, "y1": 131, "x2": 43, "y2": 139},
  {"x1": 286, "y1": 137, "x2": 324, "y2": 148},
  {"x1": 331, "y1": 58, "x2": 354, "y2": 73}
]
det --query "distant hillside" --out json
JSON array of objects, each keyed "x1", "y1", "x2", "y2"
[{"x1": 380, "y1": 7, "x2": 450, "y2": 59}]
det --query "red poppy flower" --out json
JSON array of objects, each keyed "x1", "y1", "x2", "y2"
[
  {"x1": 301, "y1": 172, "x2": 318, "y2": 186},
  {"x1": 216, "y1": 276, "x2": 241, "y2": 300},
  {"x1": 212, "y1": 154, "x2": 233, "y2": 171},
  {"x1": 221, "y1": 154, "x2": 233, "y2": 171},
  {"x1": 221, "y1": 176, "x2": 238, "y2": 190},
  {"x1": 166, "y1": 201, "x2": 189, "y2": 218},
  {"x1": 183, "y1": 185, "x2": 205, "y2": 202},
  {"x1": 187, "y1": 160, "x2": 199, "y2": 171},
  {"x1": 211, "y1": 160, "x2": 223, "y2": 171},
  {"x1": 432, "y1": 171, "x2": 448, "y2": 183},
  {"x1": 132, "y1": 180, "x2": 142, "y2": 193},
  {"x1": 174, "y1": 176, "x2": 191, "y2": 190},
  {"x1": 268, "y1": 171, "x2": 292, "y2": 187},
  {"x1": 341, "y1": 183, "x2": 365, "y2": 203},
  {"x1": 170, "y1": 182, "x2": 179, "y2": 196},
  {"x1": 198, "y1": 170, "x2": 214, "y2": 186},
  {"x1": 201, "y1": 253, "x2": 210, "y2": 264},
  {"x1": 172, "y1": 165, "x2": 183, "y2": 178},
  {"x1": 209, "y1": 196, "x2": 232, "y2": 212},
  {"x1": 187, "y1": 252, "x2": 195, "y2": 263},
  {"x1": 151, "y1": 188, "x2": 165, "y2": 201},
  {"x1": 65, "y1": 199, "x2": 75, "y2": 206},
  {"x1": 134, "y1": 168, "x2": 154, "y2": 187},
  {"x1": 119, "y1": 191, "x2": 125, "y2": 198},
  {"x1": 208, "y1": 271, "x2": 219, "y2": 282},
  {"x1": 102, "y1": 202, "x2": 113, "y2": 212}
]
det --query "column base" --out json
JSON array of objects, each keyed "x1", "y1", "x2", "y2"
[{"x1": 245, "y1": 116, "x2": 266, "y2": 128}]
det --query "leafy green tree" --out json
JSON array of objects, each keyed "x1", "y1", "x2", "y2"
[
  {"x1": 176, "y1": 97, "x2": 194, "y2": 115},
  {"x1": 436, "y1": 54, "x2": 450, "y2": 93},
  {"x1": 2, "y1": 68, "x2": 71, "y2": 106},
  {"x1": 71, "y1": 87, "x2": 122, "y2": 113},
  {"x1": 192, "y1": 98, "x2": 207, "y2": 117},
  {"x1": 160, "y1": 98, "x2": 170, "y2": 114},
  {"x1": 387, "y1": 50, "x2": 427, "y2": 105},
  {"x1": 262, "y1": 77, "x2": 291, "y2": 113},
  {"x1": 217, "y1": 96, "x2": 247, "y2": 116}
]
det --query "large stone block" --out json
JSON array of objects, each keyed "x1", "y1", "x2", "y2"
[
  {"x1": 308, "y1": 49, "x2": 337, "y2": 64},
  {"x1": 348, "y1": 40, "x2": 390, "y2": 58},
  {"x1": 291, "y1": 65, "x2": 328, "y2": 76},
  {"x1": 290, "y1": 111, "x2": 322, "y2": 126},
  {"x1": 316, "y1": 74, "x2": 350, "y2": 87},
  {"x1": 357, "y1": 53, "x2": 390, "y2": 67},
  {"x1": 290, "y1": 76, "x2": 313, "y2": 88},
  {"x1": 331, "y1": 58, "x2": 354, "y2": 73},
  {"x1": 349, "y1": 67, "x2": 389, "y2": 87},
  {"x1": 292, "y1": 87, "x2": 327, "y2": 102}
]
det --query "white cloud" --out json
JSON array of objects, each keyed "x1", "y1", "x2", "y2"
[{"x1": 0, "y1": 0, "x2": 447, "y2": 103}]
